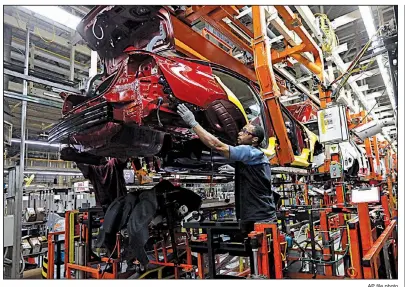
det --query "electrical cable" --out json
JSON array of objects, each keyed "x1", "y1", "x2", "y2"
[
  {"x1": 92, "y1": 17, "x2": 104, "y2": 40},
  {"x1": 4, "y1": 247, "x2": 9, "y2": 259},
  {"x1": 352, "y1": 88, "x2": 387, "y2": 129},
  {"x1": 302, "y1": 247, "x2": 349, "y2": 265},
  {"x1": 156, "y1": 97, "x2": 164, "y2": 127},
  {"x1": 35, "y1": 24, "x2": 56, "y2": 44},
  {"x1": 16, "y1": 9, "x2": 57, "y2": 44},
  {"x1": 15, "y1": 10, "x2": 29, "y2": 31},
  {"x1": 101, "y1": 238, "x2": 119, "y2": 278},
  {"x1": 4, "y1": 44, "x2": 26, "y2": 57},
  {"x1": 314, "y1": 13, "x2": 339, "y2": 54},
  {"x1": 331, "y1": 26, "x2": 383, "y2": 86},
  {"x1": 20, "y1": 251, "x2": 26, "y2": 275}
]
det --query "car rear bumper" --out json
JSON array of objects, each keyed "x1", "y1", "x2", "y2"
[{"x1": 48, "y1": 100, "x2": 113, "y2": 143}]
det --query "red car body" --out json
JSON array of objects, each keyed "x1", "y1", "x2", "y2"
[{"x1": 49, "y1": 6, "x2": 316, "y2": 167}]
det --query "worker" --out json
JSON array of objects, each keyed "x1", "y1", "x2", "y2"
[{"x1": 177, "y1": 104, "x2": 277, "y2": 223}]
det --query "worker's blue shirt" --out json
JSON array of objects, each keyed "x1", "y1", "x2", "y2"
[
  {"x1": 229, "y1": 145, "x2": 277, "y2": 222},
  {"x1": 229, "y1": 145, "x2": 269, "y2": 165}
]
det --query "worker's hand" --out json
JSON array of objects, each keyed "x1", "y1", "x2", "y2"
[{"x1": 177, "y1": 104, "x2": 198, "y2": 128}]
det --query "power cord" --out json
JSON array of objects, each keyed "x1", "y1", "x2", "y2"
[
  {"x1": 352, "y1": 88, "x2": 387, "y2": 129},
  {"x1": 315, "y1": 13, "x2": 339, "y2": 54}
]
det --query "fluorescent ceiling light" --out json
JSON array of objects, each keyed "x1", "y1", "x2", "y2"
[
  {"x1": 359, "y1": 6, "x2": 396, "y2": 116},
  {"x1": 25, "y1": 171, "x2": 82, "y2": 176},
  {"x1": 11, "y1": 138, "x2": 61, "y2": 148},
  {"x1": 23, "y1": 6, "x2": 81, "y2": 31},
  {"x1": 359, "y1": 6, "x2": 397, "y2": 148}
]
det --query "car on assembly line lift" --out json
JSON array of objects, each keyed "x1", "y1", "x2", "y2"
[{"x1": 49, "y1": 5, "x2": 321, "y2": 171}]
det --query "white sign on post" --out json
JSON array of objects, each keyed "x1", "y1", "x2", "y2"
[
  {"x1": 351, "y1": 187, "x2": 380, "y2": 203},
  {"x1": 317, "y1": 105, "x2": 349, "y2": 143}
]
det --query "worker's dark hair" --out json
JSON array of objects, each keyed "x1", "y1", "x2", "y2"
[{"x1": 252, "y1": 125, "x2": 265, "y2": 146}]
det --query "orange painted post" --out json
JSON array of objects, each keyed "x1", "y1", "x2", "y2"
[
  {"x1": 304, "y1": 183, "x2": 309, "y2": 205},
  {"x1": 372, "y1": 136, "x2": 380, "y2": 177},
  {"x1": 362, "y1": 220, "x2": 397, "y2": 279},
  {"x1": 197, "y1": 253, "x2": 205, "y2": 279},
  {"x1": 381, "y1": 195, "x2": 391, "y2": 227},
  {"x1": 319, "y1": 211, "x2": 333, "y2": 276},
  {"x1": 347, "y1": 221, "x2": 363, "y2": 278},
  {"x1": 253, "y1": 223, "x2": 283, "y2": 278},
  {"x1": 357, "y1": 203, "x2": 374, "y2": 278},
  {"x1": 364, "y1": 137, "x2": 375, "y2": 179},
  {"x1": 384, "y1": 149, "x2": 396, "y2": 213},
  {"x1": 47, "y1": 233, "x2": 54, "y2": 279},
  {"x1": 252, "y1": 6, "x2": 295, "y2": 166},
  {"x1": 64, "y1": 211, "x2": 70, "y2": 272}
]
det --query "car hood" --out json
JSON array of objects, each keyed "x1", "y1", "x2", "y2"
[{"x1": 77, "y1": 6, "x2": 174, "y2": 67}]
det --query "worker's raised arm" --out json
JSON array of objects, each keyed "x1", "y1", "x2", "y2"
[{"x1": 177, "y1": 104, "x2": 230, "y2": 159}]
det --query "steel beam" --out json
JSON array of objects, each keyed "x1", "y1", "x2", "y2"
[
  {"x1": 11, "y1": 27, "x2": 30, "y2": 279},
  {"x1": 4, "y1": 68, "x2": 80, "y2": 94},
  {"x1": 374, "y1": 105, "x2": 392, "y2": 113},
  {"x1": 4, "y1": 90, "x2": 63, "y2": 108},
  {"x1": 349, "y1": 68, "x2": 380, "y2": 83},
  {"x1": 12, "y1": 40, "x2": 89, "y2": 72},
  {"x1": 357, "y1": 85, "x2": 369, "y2": 92},
  {"x1": 294, "y1": 6, "x2": 323, "y2": 40},
  {"x1": 4, "y1": 25, "x2": 12, "y2": 90},
  {"x1": 376, "y1": 111, "x2": 394, "y2": 118},
  {"x1": 297, "y1": 75, "x2": 312, "y2": 83},
  {"x1": 171, "y1": 15, "x2": 257, "y2": 81},
  {"x1": 8, "y1": 81, "x2": 63, "y2": 102},
  {"x1": 297, "y1": 5, "x2": 394, "y2": 146},
  {"x1": 365, "y1": 91, "x2": 385, "y2": 98},
  {"x1": 16, "y1": 6, "x2": 77, "y2": 34},
  {"x1": 70, "y1": 36, "x2": 76, "y2": 81},
  {"x1": 4, "y1": 13, "x2": 91, "y2": 56},
  {"x1": 10, "y1": 51, "x2": 82, "y2": 79},
  {"x1": 275, "y1": 66, "x2": 320, "y2": 105},
  {"x1": 331, "y1": 10, "x2": 361, "y2": 29}
]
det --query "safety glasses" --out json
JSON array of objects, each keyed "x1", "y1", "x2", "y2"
[{"x1": 241, "y1": 128, "x2": 256, "y2": 137}]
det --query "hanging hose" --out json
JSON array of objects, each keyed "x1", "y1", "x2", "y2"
[
  {"x1": 315, "y1": 13, "x2": 339, "y2": 54},
  {"x1": 156, "y1": 97, "x2": 164, "y2": 127},
  {"x1": 92, "y1": 16, "x2": 104, "y2": 40},
  {"x1": 20, "y1": 251, "x2": 26, "y2": 275},
  {"x1": 331, "y1": 26, "x2": 384, "y2": 86}
]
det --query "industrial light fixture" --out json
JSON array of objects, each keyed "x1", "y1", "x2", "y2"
[
  {"x1": 11, "y1": 138, "x2": 61, "y2": 148},
  {"x1": 23, "y1": 6, "x2": 82, "y2": 31},
  {"x1": 359, "y1": 6, "x2": 397, "y2": 150},
  {"x1": 43, "y1": 91, "x2": 62, "y2": 100},
  {"x1": 25, "y1": 171, "x2": 82, "y2": 176},
  {"x1": 358, "y1": 6, "x2": 396, "y2": 116}
]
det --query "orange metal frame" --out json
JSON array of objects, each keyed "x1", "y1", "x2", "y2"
[
  {"x1": 169, "y1": 5, "x2": 326, "y2": 166},
  {"x1": 62, "y1": 210, "x2": 121, "y2": 279},
  {"x1": 251, "y1": 6, "x2": 294, "y2": 165},
  {"x1": 251, "y1": 223, "x2": 283, "y2": 278},
  {"x1": 201, "y1": 28, "x2": 233, "y2": 54},
  {"x1": 46, "y1": 231, "x2": 64, "y2": 279},
  {"x1": 357, "y1": 201, "x2": 398, "y2": 279},
  {"x1": 347, "y1": 219, "x2": 363, "y2": 278},
  {"x1": 319, "y1": 211, "x2": 333, "y2": 276},
  {"x1": 149, "y1": 232, "x2": 194, "y2": 279}
]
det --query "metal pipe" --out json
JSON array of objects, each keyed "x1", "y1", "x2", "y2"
[
  {"x1": 4, "y1": 25, "x2": 12, "y2": 90},
  {"x1": 70, "y1": 37, "x2": 76, "y2": 82},
  {"x1": 74, "y1": 242, "x2": 79, "y2": 278},
  {"x1": 77, "y1": 243, "x2": 86, "y2": 279},
  {"x1": 308, "y1": 210, "x2": 317, "y2": 274},
  {"x1": 252, "y1": 249, "x2": 259, "y2": 275},
  {"x1": 11, "y1": 27, "x2": 30, "y2": 279},
  {"x1": 290, "y1": 53, "x2": 322, "y2": 76}
]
